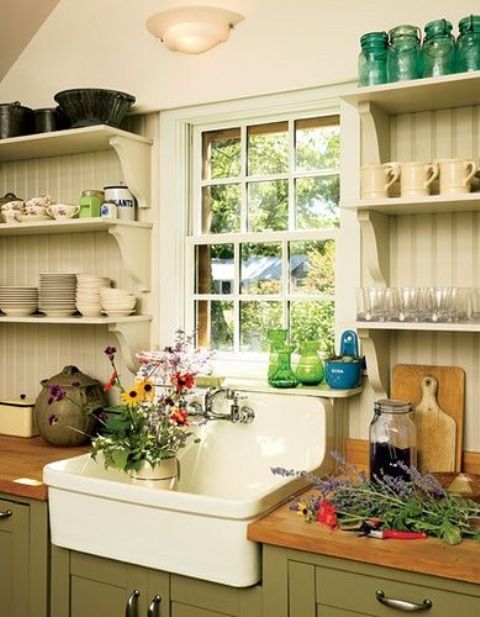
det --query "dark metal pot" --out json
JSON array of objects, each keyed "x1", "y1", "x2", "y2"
[
  {"x1": 0, "y1": 102, "x2": 33, "y2": 139},
  {"x1": 35, "y1": 365, "x2": 106, "y2": 446},
  {"x1": 33, "y1": 107, "x2": 70, "y2": 133}
]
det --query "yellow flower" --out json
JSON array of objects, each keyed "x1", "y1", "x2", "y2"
[
  {"x1": 135, "y1": 379, "x2": 155, "y2": 401},
  {"x1": 121, "y1": 386, "x2": 142, "y2": 407}
]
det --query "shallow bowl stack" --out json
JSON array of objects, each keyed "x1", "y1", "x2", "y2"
[
  {"x1": 100, "y1": 288, "x2": 136, "y2": 317},
  {"x1": 0, "y1": 286, "x2": 38, "y2": 316},
  {"x1": 38, "y1": 273, "x2": 76, "y2": 317},
  {"x1": 76, "y1": 274, "x2": 111, "y2": 317}
]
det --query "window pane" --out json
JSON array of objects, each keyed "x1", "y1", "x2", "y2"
[
  {"x1": 295, "y1": 117, "x2": 340, "y2": 172},
  {"x1": 295, "y1": 175, "x2": 339, "y2": 230},
  {"x1": 241, "y1": 242, "x2": 282, "y2": 294},
  {"x1": 202, "y1": 128, "x2": 241, "y2": 179},
  {"x1": 240, "y1": 301, "x2": 283, "y2": 351},
  {"x1": 196, "y1": 300, "x2": 234, "y2": 351},
  {"x1": 202, "y1": 184, "x2": 241, "y2": 233},
  {"x1": 290, "y1": 300, "x2": 335, "y2": 351},
  {"x1": 248, "y1": 180, "x2": 288, "y2": 232},
  {"x1": 247, "y1": 122, "x2": 288, "y2": 175},
  {"x1": 289, "y1": 240, "x2": 335, "y2": 295},
  {"x1": 196, "y1": 244, "x2": 234, "y2": 294}
]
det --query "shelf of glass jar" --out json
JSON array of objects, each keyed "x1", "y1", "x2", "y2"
[
  {"x1": 349, "y1": 321, "x2": 480, "y2": 333},
  {"x1": 341, "y1": 191, "x2": 480, "y2": 216},
  {"x1": 341, "y1": 72, "x2": 480, "y2": 115},
  {"x1": 0, "y1": 219, "x2": 153, "y2": 292},
  {"x1": 0, "y1": 125, "x2": 152, "y2": 209}
]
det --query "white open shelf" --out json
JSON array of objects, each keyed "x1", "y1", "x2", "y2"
[
  {"x1": 224, "y1": 378, "x2": 362, "y2": 399},
  {"x1": 342, "y1": 192, "x2": 480, "y2": 216},
  {"x1": 341, "y1": 72, "x2": 480, "y2": 114},
  {"x1": 0, "y1": 314, "x2": 152, "y2": 325},
  {"x1": 0, "y1": 218, "x2": 152, "y2": 237},
  {"x1": 350, "y1": 321, "x2": 480, "y2": 333},
  {"x1": 0, "y1": 125, "x2": 152, "y2": 162}
]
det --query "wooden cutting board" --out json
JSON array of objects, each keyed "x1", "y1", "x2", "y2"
[{"x1": 391, "y1": 364, "x2": 465, "y2": 472}]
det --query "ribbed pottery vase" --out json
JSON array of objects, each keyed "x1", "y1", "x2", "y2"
[{"x1": 127, "y1": 458, "x2": 179, "y2": 490}]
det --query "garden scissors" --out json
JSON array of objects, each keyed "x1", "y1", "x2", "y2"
[{"x1": 341, "y1": 520, "x2": 427, "y2": 540}]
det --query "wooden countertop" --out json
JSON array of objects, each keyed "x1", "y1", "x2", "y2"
[
  {"x1": 0, "y1": 435, "x2": 89, "y2": 500},
  {"x1": 248, "y1": 492, "x2": 480, "y2": 586}
]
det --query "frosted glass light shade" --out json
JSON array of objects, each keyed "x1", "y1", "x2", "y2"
[{"x1": 146, "y1": 6, "x2": 244, "y2": 54}]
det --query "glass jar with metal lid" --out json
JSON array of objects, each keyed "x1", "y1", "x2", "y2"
[
  {"x1": 456, "y1": 15, "x2": 480, "y2": 72},
  {"x1": 422, "y1": 18, "x2": 455, "y2": 77},
  {"x1": 387, "y1": 24, "x2": 422, "y2": 82},
  {"x1": 358, "y1": 32, "x2": 388, "y2": 86},
  {"x1": 369, "y1": 398, "x2": 417, "y2": 481}
]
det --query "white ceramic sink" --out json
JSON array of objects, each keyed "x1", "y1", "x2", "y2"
[{"x1": 44, "y1": 391, "x2": 336, "y2": 587}]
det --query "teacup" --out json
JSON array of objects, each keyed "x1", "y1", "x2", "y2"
[
  {"x1": 400, "y1": 161, "x2": 439, "y2": 197},
  {"x1": 26, "y1": 195, "x2": 54, "y2": 209},
  {"x1": 25, "y1": 204, "x2": 47, "y2": 216},
  {"x1": 2, "y1": 210, "x2": 20, "y2": 224},
  {"x1": 436, "y1": 159, "x2": 476, "y2": 194},
  {"x1": 47, "y1": 204, "x2": 80, "y2": 220},
  {"x1": 1, "y1": 200, "x2": 24, "y2": 212},
  {"x1": 361, "y1": 162, "x2": 400, "y2": 199}
]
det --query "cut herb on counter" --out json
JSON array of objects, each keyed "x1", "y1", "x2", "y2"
[{"x1": 272, "y1": 454, "x2": 480, "y2": 545}]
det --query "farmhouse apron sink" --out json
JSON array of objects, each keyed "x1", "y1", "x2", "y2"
[{"x1": 44, "y1": 391, "x2": 335, "y2": 587}]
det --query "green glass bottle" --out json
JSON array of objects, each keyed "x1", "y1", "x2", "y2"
[
  {"x1": 268, "y1": 348, "x2": 299, "y2": 389},
  {"x1": 267, "y1": 329, "x2": 288, "y2": 380},
  {"x1": 295, "y1": 341, "x2": 324, "y2": 386}
]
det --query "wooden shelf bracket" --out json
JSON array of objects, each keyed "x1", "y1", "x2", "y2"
[
  {"x1": 358, "y1": 101, "x2": 391, "y2": 165},
  {"x1": 357, "y1": 210, "x2": 390, "y2": 287},
  {"x1": 108, "y1": 224, "x2": 151, "y2": 292},
  {"x1": 108, "y1": 321, "x2": 151, "y2": 373},
  {"x1": 109, "y1": 135, "x2": 152, "y2": 209},
  {"x1": 357, "y1": 328, "x2": 390, "y2": 398}
]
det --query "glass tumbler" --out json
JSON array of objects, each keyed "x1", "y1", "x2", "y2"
[{"x1": 425, "y1": 287, "x2": 453, "y2": 322}]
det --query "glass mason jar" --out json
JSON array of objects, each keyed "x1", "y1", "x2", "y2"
[
  {"x1": 369, "y1": 399, "x2": 417, "y2": 481},
  {"x1": 456, "y1": 15, "x2": 480, "y2": 72},
  {"x1": 422, "y1": 19, "x2": 455, "y2": 77},
  {"x1": 358, "y1": 32, "x2": 388, "y2": 86},
  {"x1": 268, "y1": 348, "x2": 299, "y2": 388},
  {"x1": 295, "y1": 341, "x2": 324, "y2": 385},
  {"x1": 387, "y1": 24, "x2": 422, "y2": 82},
  {"x1": 267, "y1": 329, "x2": 288, "y2": 380}
]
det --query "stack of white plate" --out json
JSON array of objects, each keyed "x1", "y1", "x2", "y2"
[
  {"x1": 0, "y1": 286, "x2": 38, "y2": 316},
  {"x1": 100, "y1": 288, "x2": 136, "y2": 317},
  {"x1": 38, "y1": 273, "x2": 77, "y2": 317},
  {"x1": 76, "y1": 274, "x2": 111, "y2": 317}
]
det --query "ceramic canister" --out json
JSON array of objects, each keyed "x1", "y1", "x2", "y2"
[{"x1": 103, "y1": 185, "x2": 136, "y2": 221}]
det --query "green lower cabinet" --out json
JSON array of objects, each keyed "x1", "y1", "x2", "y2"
[
  {"x1": 0, "y1": 493, "x2": 49, "y2": 617},
  {"x1": 51, "y1": 548, "x2": 262, "y2": 617},
  {"x1": 263, "y1": 545, "x2": 480, "y2": 617}
]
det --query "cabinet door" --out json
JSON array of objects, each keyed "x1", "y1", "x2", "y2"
[
  {"x1": 145, "y1": 569, "x2": 171, "y2": 617},
  {"x1": 0, "y1": 499, "x2": 29, "y2": 617},
  {"x1": 171, "y1": 605, "x2": 231, "y2": 617}
]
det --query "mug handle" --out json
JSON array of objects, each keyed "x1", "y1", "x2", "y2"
[
  {"x1": 46, "y1": 206, "x2": 54, "y2": 218},
  {"x1": 384, "y1": 162, "x2": 400, "y2": 190},
  {"x1": 464, "y1": 160, "x2": 476, "y2": 186},
  {"x1": 424, "y1": 163, "x2": 439, "y2": 188},
  {"x1": 72, "y1": 206, "x2": 80, "y2": 216}
]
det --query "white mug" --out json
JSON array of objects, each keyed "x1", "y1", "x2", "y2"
[
  {"x1": 25, "y1": 204, "x2": 47, "y2": 216},
  {"x1": 360, "y1": 162, "x2": 400, "y2": 199},
  {"x1": 437, "y1": 159, "x2": 476, "y2": 194},
  {"x1": 2, "y1": 210, "x2": 20, "y2": 224},
  {"x1": 400, "y1": 161, "x2": 438, "y2": 197},
  {"x1": 1, "y1": 200, "x2": 24, "y2": 212},
  {"x1": 47, "y1": 204, "x2": 80, "y2": 219}
]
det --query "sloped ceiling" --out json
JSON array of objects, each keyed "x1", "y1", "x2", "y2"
[{"x1": 0, "y1": 0, "x2": 60, "y2": 83}]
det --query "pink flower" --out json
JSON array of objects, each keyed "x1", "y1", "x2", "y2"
[{"x1": 316, "y1": 499, "x2": 337, "y2": 529}]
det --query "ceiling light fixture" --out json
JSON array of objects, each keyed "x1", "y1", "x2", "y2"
[{"x1": 146, "y1": 5, "x2": 244, "y2": 54}]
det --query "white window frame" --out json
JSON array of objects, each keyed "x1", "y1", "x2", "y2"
[{"x1": 157, "y1": 80, "x2": 360, "y2": 378}]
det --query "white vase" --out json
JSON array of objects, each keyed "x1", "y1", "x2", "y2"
[{"x1": 127, "y1": 458, "x2": 179, "y2": 489}]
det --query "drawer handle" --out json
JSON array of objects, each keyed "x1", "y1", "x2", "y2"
[
  {"x1": 376, "y1": 590, "x2": 433, "y2": 612},
  {"x1": 147, "y1": 594, "x2": 161, "y2": 617},
  {"x1": 0, "y1": 509, "x2": 12, "y2": 520},
  {"x1": 125, "y1": 589, "x2": 140, "y2": 617}
]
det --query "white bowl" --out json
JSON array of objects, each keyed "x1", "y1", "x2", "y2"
[{"x1": 0, "y1": 306, "x2": 37, "y2": 316}]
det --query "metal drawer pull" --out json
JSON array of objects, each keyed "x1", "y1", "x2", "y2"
[
  {"x1": 0, "y1": 509, "x2": 12, "y2": 520},
  {"x1": 376, "y1": 590, "x2": 433, "y2": 612},
  {"x1": 125, "y1": 589, "x2": 140, "y2": 617},
  {"x1": 147, "y1": 594, "x2": 162, "y2": 617}
]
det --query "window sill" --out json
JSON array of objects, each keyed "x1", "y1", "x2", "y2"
[{"x1": 222, "y1": 377, "x2": 362, "y2": 399}]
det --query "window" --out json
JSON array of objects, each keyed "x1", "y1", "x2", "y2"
[{"x1": 187, "y1": 114, "x2": 340, "y2": 356}]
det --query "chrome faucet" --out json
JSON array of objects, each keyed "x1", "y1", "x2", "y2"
[{"x1": 191, "y1": 387, "x2": 255, "y2": 424}]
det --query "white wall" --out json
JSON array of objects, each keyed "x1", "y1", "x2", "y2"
[{"x1": 1, "y1": 0, "x2": 480, "y2": 111}]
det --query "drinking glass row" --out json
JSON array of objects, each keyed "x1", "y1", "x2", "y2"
[{"x1": 356, "y1": 287, "x2": 480, "y2": 323}]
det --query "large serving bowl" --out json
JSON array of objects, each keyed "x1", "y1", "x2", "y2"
[{"x1": 54, "y1": 88, "x2": 135, "y2": 128}]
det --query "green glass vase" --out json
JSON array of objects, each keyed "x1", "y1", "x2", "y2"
[
  {"x1": 267, "y1": 329, "x2": 288, "y2": 380},
  {"x1": 295, "y1": 342, "x2": 324, "y2": 386},
  {"x1": 268, "y1": 349, "x2": 299, "y2": 389}
]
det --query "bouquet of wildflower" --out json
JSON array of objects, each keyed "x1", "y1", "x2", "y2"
[
  {"x1": 272, "y1": 453, "x2": 480, "y2": 545},
  {"x1": 91, "y1": 332, "x2": 212, "y2": 473}
]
